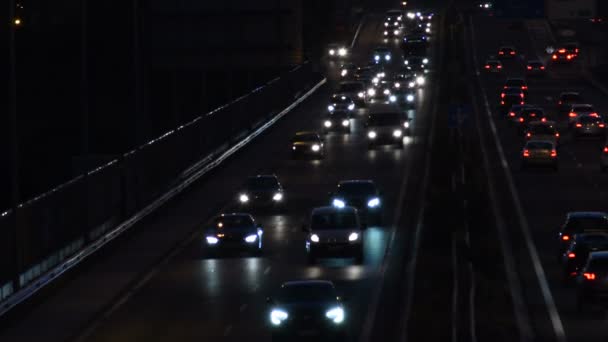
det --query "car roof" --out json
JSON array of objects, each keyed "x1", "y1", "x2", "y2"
[
  {"x1": 486, "y1": 59, "x2": 501, "y2": 63},
  {"x1": 503, "y1": 87, "x2": 523, "y2": 93},
  {"x1": 588, "y1": 251, "x2": 608, "y2": 261},
  {"x1": 338, "y1": 179, "x2": 376, "y2": 186},
  {"x1": 528, "y1": 60, "x2": 543, "y2": 63},
  {"x1": 560, "y1": 91, "x2": 580, "y2": 96},
  {"x1": 568, "y1": 212, "x2": 608, "y2": 218},
  {"x1": 499, "y1": 46, "x2": 515, "y2": 49},
  {"x1": 312, "y1": 206, "x2": 357, "y2": 215},
  {"x1": 525, "y1": 140, "x2": 554, "y2": 147},
  {"x1": 571, "y1": 104, "x2": 593, "y2": 109},
  {"x1": 574, "y1": 232, "x2": 608, "y2": 242},
  {"x1": 282, "y1": 280, "x2": 335, "y2": 288},
  {"x1": 331, "y1": 94, "x2": 352, "y2": 99}
]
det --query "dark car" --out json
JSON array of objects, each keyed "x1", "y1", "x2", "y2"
[
  {"x1": 237, "y1": 175, "x2": 285, "y2": 209},
  {"x1": 337, "y1": 81, "x2": 367, "y2": 106},
  {"x1": 508, "y1": 104, "x2": 534, "y2": 122},
  {"x1": 573, "y1": 115, "x2": 606, "y2": 139},
  {"x1": 322, "y1": 111, "x2": 351, "y2": 134},
  {"x1": 516, "y1": 107, "x2": 547, "y2": 130},
  {"x1": 497, "y1": 46, "x2": 517, "y2": 59},
  {"x1": 561, "y1": 233, "x2": 608, "y2": 282},
  {"x1": 558, "y1": 212, "x2": 608, "y2": 257},
  {"x1": 576, "y1": 251, "x2": 608, "y2": 312},
  {"x1": 203, "y1": 213, "x2": 263, "y2": 255},
  {"x1": 484, "y1": 59, "x2": 503, "y2": 73},
  {"x1": 330, "y1": 180, "x2": 382, "y2": 224},
  {"x1": 521, "y1": 140, "x2": 558, "y2": 171},
  {"x1": 267, "y1": 280, "x2": 347, "y2": 340},
  {"x1": 372, "y1": 47, "x2": 392, "y2": 64},
  {"x1": 551, "y1": 43, "x2": 579, "y2": 63},
  {"x1": 557, "y1": 91, "x2": 583, "y2": 113},
  {"x1": 404, "y1": 55, "x2": 429, "y2": 74},
  {"x1": 500, "y1": 87, "x2": 525, "y2": 111},
  {"x1": 526, "y1": 60, "x2": 546, "y2": 76},
  {"x1": 503, "y1": 78, "x2": 528, "y2": 97},
  {"x1": 292, "y1": 132, "x2": 325, "y2": 159},
  {"x1": 327, "y1": 94, "x2": 355, "y2": 113},
  {"x1": 339, "y1": 63, "x2": 357, "y2": 80},
  {"x1": 366, "y1": 109, "x2": 408, "y2": 149},
  {"x1": 368, "y1": 80, "x2": 395, "y2": 104}
]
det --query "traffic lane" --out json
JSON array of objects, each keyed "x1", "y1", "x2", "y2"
[
  {"x1": 83, "y1": 17, "x2": 427, "y2": 342},
  {"x1": 472, "y1": 15, "x2": 608, "y2": 341}
]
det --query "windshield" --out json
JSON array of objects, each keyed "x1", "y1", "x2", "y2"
[
  {"x1": 212, "y1": 215, "x2": 254, "y2": 229},
  {"x1": 331, "y1": 96, "x2": 351, "y2": 104},
  {"x1": 277, "y1": 283, "x2": 335, "y2": 302},
  {"x1": 311, "y1": 211, "x2": 358, "y2": 230},
  {"x1": 367, "y1": 113, "x2": 402, "y2": 126},
  {"x1": 506, "y1": 80, "x2": 524, "y2": 86},
  {"x1": 588, "y1": 258, "x2": 608, "y2": 272},
  {"x1": 246, "y1": 177, "x2": 279, "y2": 190},
  {"x1": 568, "y1": 217, "x2": 608, "y2": 230},
  {"x1": 293, "y1": 134, "x2": 319, "y2": 142},
  {"x1": 573, "y1": 105, "x2": 593, "y2": 112},
  {"x1": 339, "y1": 83, "x2": 364, "y2": 92},
  {"x1": 529, "y1": 125, "x2": 556, "y2": 134},
  {"x1": 337, "y1": 183, "x2": 376, "y2": 197},
  {"x1": 526, "y1": 142, "x2": 552, "y2": 149}
]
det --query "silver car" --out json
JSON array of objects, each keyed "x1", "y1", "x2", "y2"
[
  {"x1": 303, "y1": 206, "x2": 365, "y2": 264},
  {"x1": 521, "y1": 140, "x2": 558, "y2": 171}
]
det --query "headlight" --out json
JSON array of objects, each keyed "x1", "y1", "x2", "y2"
[
  {"x1": 372, "y1": 77, "x2": 379, "y2": 84},
  {"x1": 239, "y1": 194, "x2": 249, "y2": 203},
  {"x1": 398, "y1": 16, "x2": 402, "y2": 21},
  {"x1": 273, "y1": 193, "x2": 283, "y2": 201},
  {"x1": 393, "y1": 129, "x2": 403, "y2": 137},
  {"x1": 325, "y1": 307, "x2": 345, "y2": 324},
  {"x1": 385, "y1": 55, "x2": 391, "y2": 61},
  {"x1": 383, "y1": 89, "x2": 390, "y2": 95},
  {"x1": 374, "y1": 55, "x2": 380, "y2": 61},
  {"x1": 404, "y1": 60, "x2": 409, "y2": 65},
  {"x1": 423, "y1": 58, "x2": 429, "y2": 64},
  {"x1": 324, "y1": 120, "x2": 332, "y2": 128},
  {"x1": 329, "y1": 49, "x2": 335, "y2": 55},
  {"x1": 358, "y1": 92, "x2": 365, "y2": 98},
  {"x1": 368, "y1": 197, "x2": 381, "y2": 208},
  {"x1": 384, "y1": 22, "x2": 389, "y2": 27},
  {"x1": 270, "y1": 309, "x2": 289, "y2": 325},
  {"x1": 416, "y1": 76, "x2": 425, "y2": 85},
  {"x1": 328, "y1": 105, "x2": 335, "y2": 111},
  {"x1": 367, "y1": 88, "x2": 376, "y2": 96},
  {"x1": 368, "y1": 131, "x2": 377, "y2": 139},
  {"x1": 379, "y1": 72, "x2": 385, "y2": 78},
  {"x1": 404, "y1": 121, "x2": 410, "y2": 128},
  {"x1": 408, "y1": 81, "x2": 416, "y2": 88},
  {"x1": 426, "y1": 27, "x2": 431, "y2": 33},
  {"x1": 311, "y1": 144, "x2": 320, "y2": 152},
  {"x1": 394, "y1": 30, "x2": 399, "y2": 35},
  {"x1": 332, "y1": 198, "x2": 346, "y2": 208},
  {"x1": 310, "y1": 234, "x2": 320, "y2": 243},
  {"x1": 389, "y1": 95, "x2": 397, "y2": 102},
  {"x1": 244, "y1": 234, "x2": 257, "y2": 243},
  {"x1": 342, "y1": 119, "x2": 350, "y2": 127},
  {"x1": 206, "y1": 236, "x2": 219, "y2": 245},
  {"x1": 395, "y1": 82, "x2": 401, "y2": 88},
  {"x1": 406, "y1": 94, "x2": 414, "y2": 102},
  {"x1": 341, "y1": 69, "x2": 347, "y2": 77},
  {"x1": 348, "y1": 104, "x2": 355, "y2": 111},
  {"x1": 338, "y1": 48, "x2": 347, "y2": 56},
  {"x1": 407, "y1": 12, "x2": 415, "y2": 19},
  {"x1": 384, "y1": 31, "x2": 388, "y2": 35},
  {"x1": 348, "y1": 232, "x2": 359, "y2": 241}
]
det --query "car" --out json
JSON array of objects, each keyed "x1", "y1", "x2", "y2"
[
  {"x1": 327, "y1": 43, "x2": 348, "y2": 59},
  {"x1": 507, "y1": 104, "x2": 534, "y2": 122},
  {"x1": 237, "y1": 175, "x2": 285, "y2": 209},
  {"x1": 327, "y1": 94, "x2": 356, "y2": 113},
  {"x1": 372, "y1": 47, "x2": 392, "y2": 64},
  {"x1": 525, "y1": 121, "x2": 559, "y2": 144},
  {"x1": 516, "y1": 107, "x2": 547, "y2": 130},
  {"x1": 568, "y1": 104, "x2": 596, "y2": 125},
  {"x1": 403, "y1": 33, "x2": 429, "y2": 44},
  {"x1": 404, "y1": 55, "x2": 429, "y2": 73},
  {"x1": 391, "y1": 80, "x2": 416, "y2": 107},
  {"x1": 500, "y1": 87, "x2": 525, "y2": 111},
  {"x1": 503, "y1": 78, "x2": 528, "y2": 97},
  {"x1": 483, "y1": 59, "x2": 503, "y2": 73},
  {"x1": 402, "y1": 37, "x2": 428, "y2": 57},
  {"x1": 497, "y1": 46, "x2": 517, "y2": 59},
  {"x1": 339, "y1": 63, "x2": 357, "y2": 79},
  {"x1": 394, "y1": 71, "x2": 424, "y2": 90},
  {"x1": 367, "y1": 80, "x2": 396, "y2": 104},
  {"x1": 576, "y1": 251, "x2": 608, "y2": 312},
  {"x1": 322, "y1": 111, "x2": 351, "y2": 134},
  {"x1": 601, "y1": 143, "x2": 608, "y2": 172},
  {"x1": 354, "y1": 66, "x2": 375, "y2": 86},
  {"x1": 303, "y1": 206, "x2": 365, "y2": 264},
  {"x1": 561, "y1": 233, "x2": 608, "y2": 282},
  {"x1": 383, "y1": 25, "x2": 402, "y2": 38},
  {"x1": 551, "y1": 43, "x2": 578, "y2": 63},
  {"x1": 385, "y1": 9, "x2": 404, "y2": 23},
  {"x1": 336, "y1": 82, "x2": 366, "y2": 106},
  {"x1": 291, "y1": 132, "x2": 325, "y2": 159},
  {"x1": 366, "y1": 108, "x2": 408, "y2": 149},
  {"x1": 266, "y1": 280, "x2": 348, "y2": 340},
  {"x1": 203, "y1": 213, "x2": 263, "y2": 255},
  {"x1": 558, "y1": 212, "x2": 608, "y2": 257},
  {"x1": 521, "y1": 140, "x2": 558, "y2": 171},
  {"x1": 572, "y1": 115, "x2": 606, "y2": 139},
  {"x1": 557, "y1": 91, "x2": 583, "y2": 113},
  {"x1": 526, "y1": 60, "x2": 546, "y2": 76},
  {"x1": 330, "y1": 180, "x2": 382, "y2": 224},
  {"x1": 477, "y1": 1, "x2": 493, "y2": 10}
]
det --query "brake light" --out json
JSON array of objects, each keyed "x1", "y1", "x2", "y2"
[
  {"x1": 510, "y1": 51, "x2": 516, "y2": 55},
  {"x1": 526, "y1": 132, "x2": 531, "y2": 138},
  {"x1": 522, "y1": 86, "x2": 528, "y2": 90},
  {"x1": 499, "y1": 51, "x2": 504, "y2": 55},
  {"x1": 551, "y1": 149, "x2": 557, "y2": 157},
  {"x1": 530, "y1": 113, "x2": 536, "y2": 117},
  {"x1": 562, "y1": 235, "x2": 570, "y2": 241},
  {"x1": 576, "y1": 48, "x2": 579, "y2": 53},
  {"x1": 523, "y1": 149, "x2": 530, "y2": 157},
  {"x1": 541, "y1": 117, "x2": 547, "y2": 122},
  {"x1": 497, "y1": 65, "x2": 502, "y2": 69},
  {"x1": 600, "y1": 123, "x2": 606, "y2": 128},
  {"x1": 509, "y1": 112, "x2": 515, "y2": 117},
  {"x1": 485, "y1": 65, "x2": 490, "y2": 69},
  {"x1": 521, "y1": 101, "x2": 525, "y2": 105},
  {"x1": 552, "y1": 55, "x2": 557, "y2": 60},
  {"x1": 558, "y1": 49, "x2": 566, "y2": 53},
  {"x1": 558, "y1": 101, "x2": 562, "y2": 105},
  {"x1": 569, "y1": 112, "x2": 577, "y2": 117},
  {"x1": 575, "y1": 123, "x2": 582, "y2": 128},
  {"x1": 604, "y1": 146, "x2": 608, "y2": 153},
  {"x1": 501, "y1": 101, "x2": 505, "y2": 105},
  {"x1": 555, "y1": 133, "x2": 560, "y2": 138},
  {"x1": 501, "y1": 93, "x2": 505, "y2": 98},
  {"x1": 568, "y1": 253, "x2": 576, "y2": 259},
  {"x1": 527, "y1": 66, "x2": 532, "y2": 70},
  {"x1": 519, "y1": 117, "x2": 524, "y2": 122},
  {"x1": 590, "y1": 112, "x2": 599, "y2": 117},
  {"x1": 520, "y1": 93, "x2": 524, "y2": 98},
  {"x1": 567, "y1": 55, "x2": 572, "y2": 60},
  {"x1": 503, "y1": 86, "x2": 508, "y2": 89},
  {"x1": 540, "y1": 66, "x2": 545, "y2": 70},
  {"x1": 583, "y1": 272, "x2": 596, "y2": 280}
]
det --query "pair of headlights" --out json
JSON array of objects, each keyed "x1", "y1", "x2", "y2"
[
  {"x1": 270, "y1": 306, "x2": 344, "y2": 326},
  {"x1": 368, "y1": 130, "x2": 402, "y2": 139},
  {"x1": 332, "y1": 198, "x2": 380, "y2": 208},
  {"x1": 206, "y1": 233, "x2": 259, "y2": 245},
  {"x1": 310, "y1": 232, "x2": 359, "y2": 243},
  {"x1": 324, "y1": 120, "x2": 350, "y2": 128},
  {"x1": 239, "y1": 193, "x2": 282, "y2": 203}
]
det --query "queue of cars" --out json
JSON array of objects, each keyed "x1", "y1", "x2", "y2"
[{"x1": 200, "y1": 6, "x2": 431, "y2": 340}]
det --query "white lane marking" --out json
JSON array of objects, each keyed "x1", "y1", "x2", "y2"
[
  {"x1": 223, "y1": 325, "x2": 233, "y2": 336},
  {"x1": 451, "y1": 233, "x2": 459, "y2": 342},
  {"x1": 263, "y1": 266, "x2": 271, "y2": 275},
  {"x1": 350, "y1": 16, "x2": 367, "y2": 49},
  {"x1": 469, "y1": 16, "x2": 566, "y2": 342},
  {"x1": 239, "y1": 304, "x2": 248, "y2": 313}
]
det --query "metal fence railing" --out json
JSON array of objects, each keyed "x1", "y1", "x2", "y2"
[{"x1": 0, "y1": 61, "x2": 322, "y2": 307}]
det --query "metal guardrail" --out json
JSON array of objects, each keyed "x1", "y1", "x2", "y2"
[{"x1": 0, "y1": 61, "x2": 323, "y2": 315}]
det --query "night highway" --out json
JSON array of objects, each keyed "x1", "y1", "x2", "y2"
[{"x1": 3, "y1": 0, "x2": 608, "y2": 341}]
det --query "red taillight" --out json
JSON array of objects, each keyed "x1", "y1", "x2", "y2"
[
  {"x1": 558, "y1": 101, "x2": 562, "y2": 105},
  {"x1": 519, "y1": 117, "x2": 524, "y2": 122},
  {"x1": 567, "y1": 55, "x2": 572, "y2": 60},
  {"x1": 501, "y1": 101, "x2": 505, "y2": 105},
  {"x1": 501, "y1": 93, "x2": 505, "y2": 98},
  {"x1": 497, "y1": 65, "x2": 502, "y2": 69},
  {"x1": 551, "y1": 149, "x2": 557, "y2": 157},
  {"x1": 569, "y1": 112, "x2": 577, "y2": 117},
  {"x1": 576, "y1": 123, "x2": 583, "y2": 128},
  {"x1": 552, "y1": 55, "x2": 557, "y2": 60},
  {"x1": 509, "y1": 112, "x2": 515, "y2": 117},
  {"x1": 555, "y1": 133, "x2": 560, "y2": 138},
  {"x1": 530, "y1": 113, "x2": 536, "y2": 117},
  {"x1": 590, "y1": 112, "x2": 599, "y2": 117},
  {"x1": 576, "y1": 48, "x2": 579, "y2": 53},
  {"x1": 485, "y1": 65, "x2": 490, "y2": 69},
  {"x1": 523, "y1": 149, "x2": 530, "y2": 157},
  {"x1": 600, "y1": 123, "x2": 606, "y2": 128},
  {"x1": 503, "y1": 86, "x2": 508, "y2": 89},
  {"x1": 526, "y1": 132, "x2": 531, "y2": 138},
  {"x1": 584, "y1": 272, "x2": 596, "y2": 280},
  {"x1": 568, "y1": 253, "x2": 576, "y2": 259},
  {"x1": 520, "y1": 101, "x2": 525, "y2": 105},
  {"x1": 520, "y1": 93, "x2": 525, "y2": 98},
  {"x1": 499, "y1": 51, "x2": 504, "y2": 55},
  {"x1": 562, "y1": 235, "x2": 570, "y2": 241},
  {"x1": 527, "y1": 66, "x2": 532, "y2": 70},
  {"x1": 540, "y1": 66, "x2": 545, "y2": 70},
  {"x1": 541, "y1": 117, "x2": 547, "y2": 122},
  {"x1": 510, "y1": 51, "x2": 516, "y2": 55},
  {"x1": 603, "y1": 146, "x2": 608, "y2": 153},
  {"x1": 558, "y1": 48, "x2": 566, "y2": 53},
  {"x1": 522, "y1": 86, "x2": 528, "y2": 90}
]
